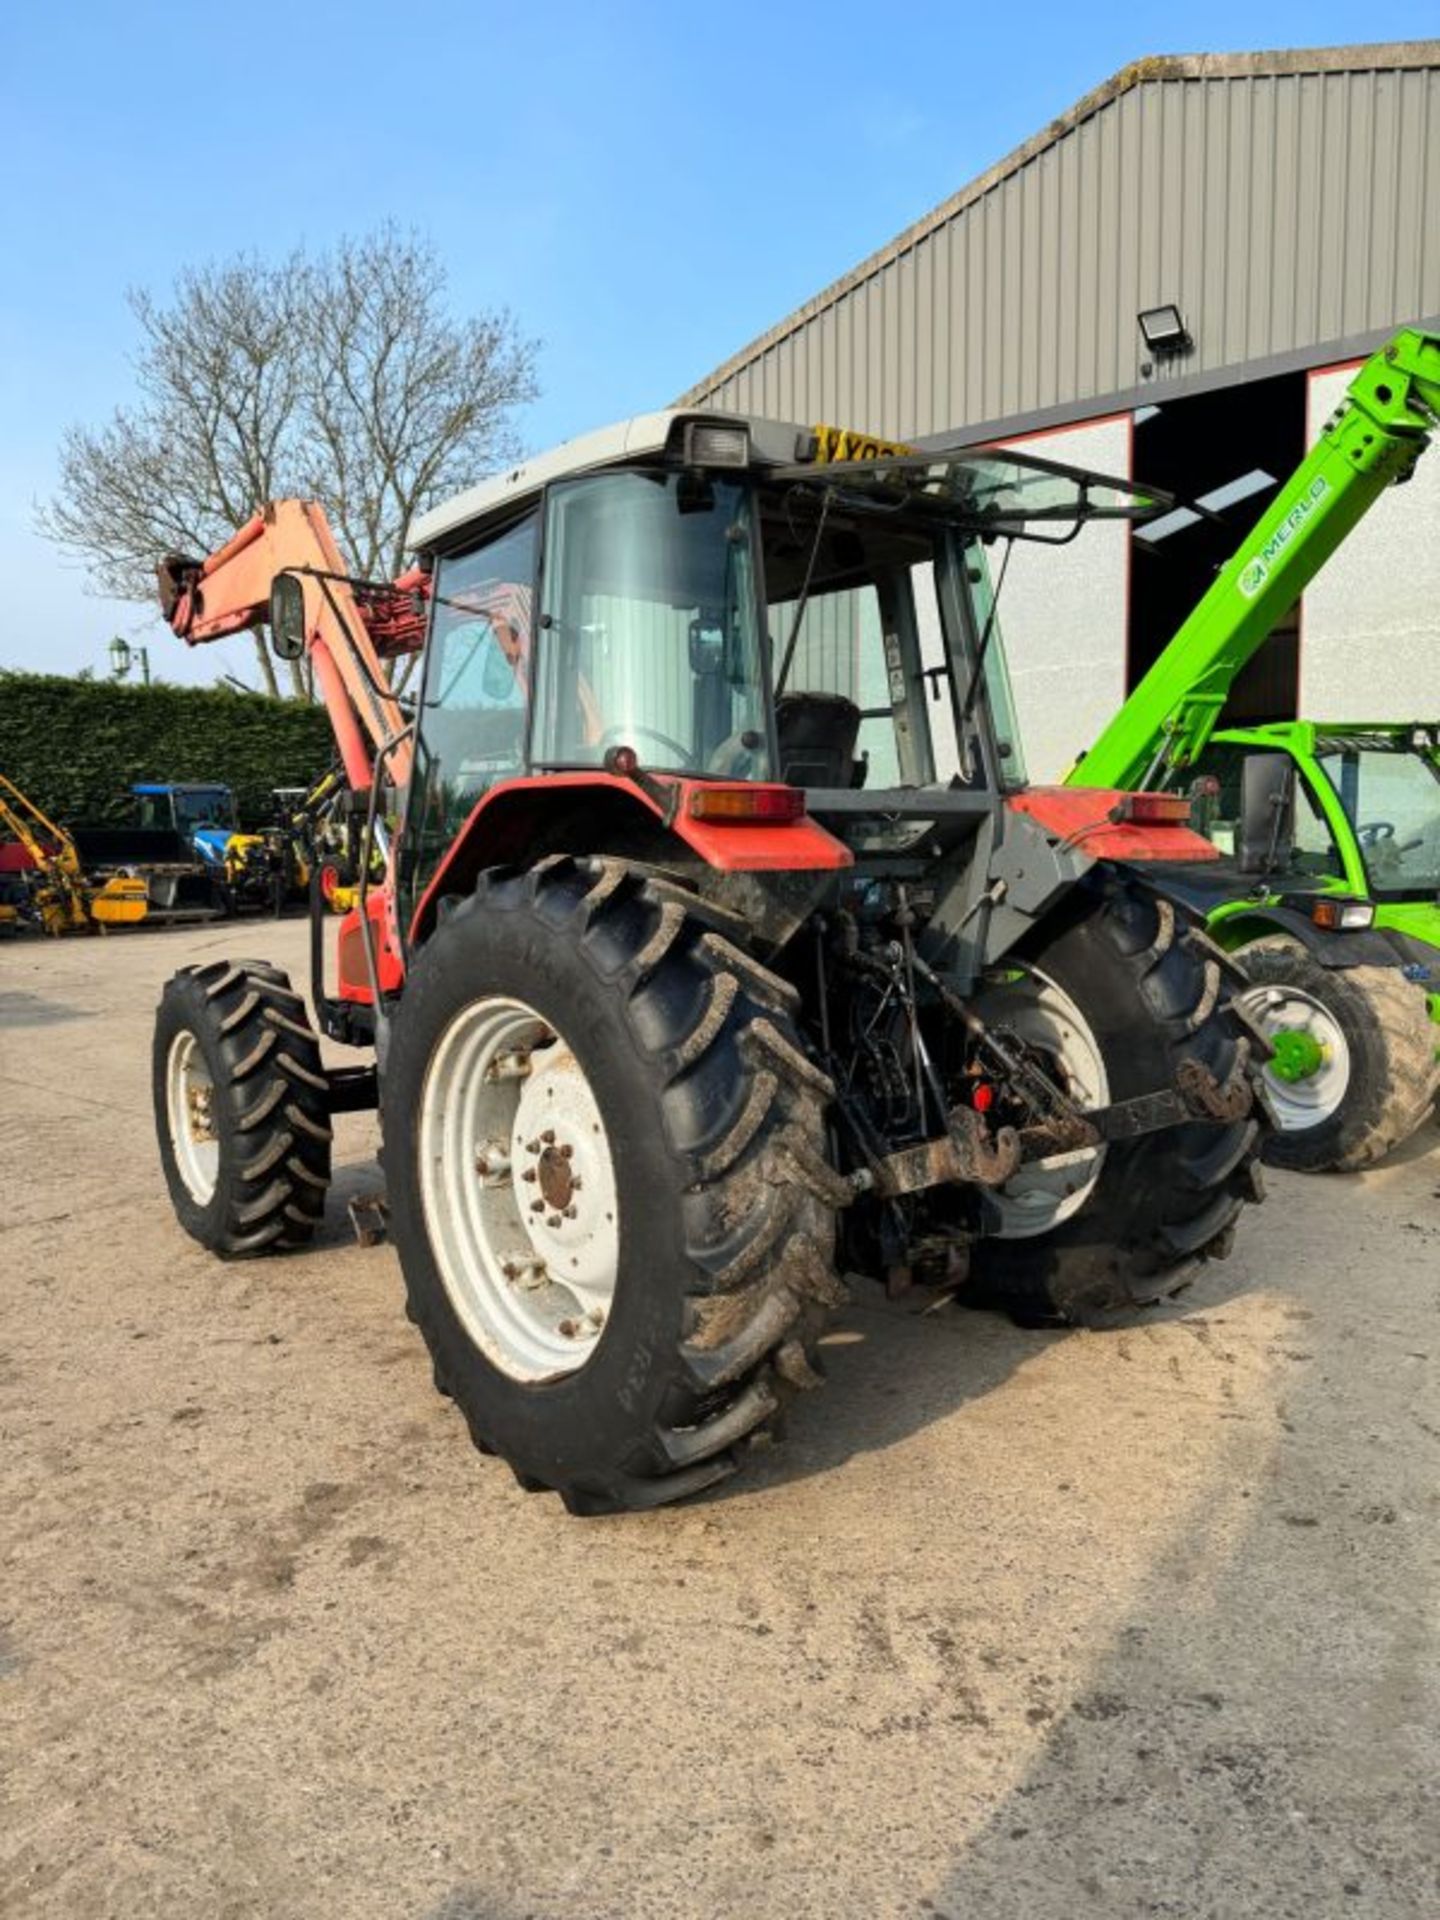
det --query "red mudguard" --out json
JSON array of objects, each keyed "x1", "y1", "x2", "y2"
[{"x1": 1008, "y1": 786, "x2": 1219, "y2": 863}]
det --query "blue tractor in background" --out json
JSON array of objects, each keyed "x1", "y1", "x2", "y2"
[{"x1": 132, "y1": 782, "x2": 238, "y2": 873}]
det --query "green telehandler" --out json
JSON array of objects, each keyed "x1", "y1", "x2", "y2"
[{"x1": 1067, "y1": 327, "x2": 1440, "y2": 1172}]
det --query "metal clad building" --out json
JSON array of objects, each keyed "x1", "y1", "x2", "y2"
[
  {"x1": 682, "y1": 46, "x2": 1440, "y2": 434},
  {"x1": 680, "y1": 44, "x2": 1440, "y2": 780}
]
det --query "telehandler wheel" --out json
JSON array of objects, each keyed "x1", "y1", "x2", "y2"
[
  {"x1": 384, "y1": 856, "x2": 845, "y2": 1514},
  {"x1": 153, "y1": 960, "x2": 332, "y2": 1256},
  {"x1": 1235, "y1": 941, "x2": 1440, "y2": 1172},
  {"x1": 970, "y1": 871, "x2": 1264, "y2": 1325}
]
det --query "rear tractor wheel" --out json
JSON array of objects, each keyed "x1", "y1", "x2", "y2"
[
  {"x1": 970, "y1": 872, "x2": 1265, "y2": 1325},
  {"x1": 384, "y1": 856, "x2": 845, "y2": 1513},
  {"x1": 153, "y1": 960, "x2": 332, "y2": 1254}
]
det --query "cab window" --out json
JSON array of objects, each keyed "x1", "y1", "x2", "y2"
[{"x1": 403, "y1": 512, "x2": 538, "y2": 915}]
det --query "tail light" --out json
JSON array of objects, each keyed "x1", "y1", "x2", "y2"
[
  {"x1": 1109, "y1": 791, "x2": 1193, "y2": 827},
  {"x1": 686, "y1": 784, "x2": 806, "y2": 824}
]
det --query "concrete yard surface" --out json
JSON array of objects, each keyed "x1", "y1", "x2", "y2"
[{"x1": 2, "y1": 918, "x2": 1438, "y2": 1919}]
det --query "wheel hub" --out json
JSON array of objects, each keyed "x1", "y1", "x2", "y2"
[
  {"x1": 966, "y1": 966, "x2": 1110, "y2": 1240},
  {"x1": 166, "y1": 1028, "x2": 220, "y2": 1204},
  {"x1": 1238, "y1": 980, "x2": 1352, "y2": 1127},
  {"x1": 1270, "y1": 1026, "x2": 1328, "y2": 1084},
  {"x1": 536, "y1": 1143, "x2": 575, "y2": 1211},
  {"x1": 417, "y1": 996, "x2": 622, "y2": 1383},
  {"x1": 510, "y1": 1049, "x2": 616, "y2": 1294}
]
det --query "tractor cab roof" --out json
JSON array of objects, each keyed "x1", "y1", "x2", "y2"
[
  {"x1": 409, "y1": 410, "x2": 802, "y2": 553},
  {"x1": 409, "y1": 408, "x2": 1168, "y2": 557}
]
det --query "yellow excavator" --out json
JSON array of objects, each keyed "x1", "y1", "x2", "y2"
[{"x1": 0, "y1": 774, "x2": 149, "y2": 935}]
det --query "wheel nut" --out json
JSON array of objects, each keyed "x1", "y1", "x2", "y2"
[
  {"x1": 541, "y1": 1129, "x2": 556, "y2": 1145},
  {"x1": 547, "y1": 1213, "x2": 562, "y2": 1229},
  {"x1": 563, "y1": 1205, "x2": 577, "y2": 1219},
  {"x1": 521, "y1": 1167, "x2": 537, "y2": 1183},
  {"x1": 530, "y1": 1198, "x2": 546, "y2": 1213},
  {"x1": 560, "y1": 1143, "x2": 573, "y2": 1160}
]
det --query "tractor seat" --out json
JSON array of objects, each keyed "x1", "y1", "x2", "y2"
[{"x1": 775, "y1": 692, "x2": 862, "y2": 790}]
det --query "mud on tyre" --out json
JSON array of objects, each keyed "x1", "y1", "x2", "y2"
[{"x1": 385, "y1": 856, "x2": 846, "y2": 1514}]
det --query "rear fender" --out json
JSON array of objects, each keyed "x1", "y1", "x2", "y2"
[
  {"x1": 1209, "y1": 906, "x2": 1412, "y2": 972},
  {"x1": 1009, "y1": 787, "x2": 1219, "y2": 864},
  {"x1": 408, "y1": 772, "x2": 850, "y2": 947}
]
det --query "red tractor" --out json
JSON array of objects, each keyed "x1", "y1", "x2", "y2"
[{"x1": 152, "y1": 415, "x2": 1264, "y2": 1511}]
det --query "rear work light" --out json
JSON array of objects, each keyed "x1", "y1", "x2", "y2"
[
  {"x1": 1312, "y1": 897, "x2": 1375, "y2": 931},
  {"x1": 686, "y1": 783, "x2": 806, "y2": 824},
  {"x1": 681, "y1": 421, "x2": 751, "y2": 468},
  {"x1": 1109, "y1": 791, "x2": 1193, "y2": 826}
]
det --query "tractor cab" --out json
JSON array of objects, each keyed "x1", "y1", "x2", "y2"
[{"x1": 402, "y1": 410, "x2": 1166, "y2": 926}]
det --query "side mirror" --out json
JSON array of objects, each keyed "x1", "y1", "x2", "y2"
[
  {"x1": 269, "y1": 574, "x2": 307, "y2": 661},
  {"x1": 1238, "y1": 753, "x2": 1294, "y2": 873},
  {"x1": 688, "y1": 616, "x2": 725, "y2": 678}
]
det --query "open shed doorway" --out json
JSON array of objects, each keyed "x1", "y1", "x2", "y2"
[{"x1": 1128, "y1": 367, "x2": 1306, "y2": 721}]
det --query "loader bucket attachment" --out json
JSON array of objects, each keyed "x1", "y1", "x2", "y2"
[{"x1": 90, "y1": 876, "x2": 149, "y2": 927}]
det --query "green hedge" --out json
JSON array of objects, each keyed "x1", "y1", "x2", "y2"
[{"x1": 0, "y1": 672, "x2": 335, "y2": 829}]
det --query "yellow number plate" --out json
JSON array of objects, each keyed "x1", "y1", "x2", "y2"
[{"x1": 812, "y1": 424, "x2": 917, "y2": 464}]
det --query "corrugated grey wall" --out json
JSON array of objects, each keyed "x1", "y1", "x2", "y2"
[{"x1": 682, "y1": 53, "x2": 1440, "y2": 437}]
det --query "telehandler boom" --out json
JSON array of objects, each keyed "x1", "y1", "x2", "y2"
[
  {"x1": 1067, "y1": 328, "x2": 1440, "y2": 1170},
  {"x1": 1071, "y1": 328, "x2": 1440, "y2": 791},
  {"x1": 150, "y1": 415, "x2": 1265, "y2": 1512}
]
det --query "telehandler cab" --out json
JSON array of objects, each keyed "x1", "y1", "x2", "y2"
[
  {"x1": 151, "y1": 417, "x2": 1263, "y2": 1511},
  {"x1": 1068, "y1": 328, "x2": 1440, "y2": 1171}
]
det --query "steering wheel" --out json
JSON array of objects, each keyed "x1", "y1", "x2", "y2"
[
  {"x1": 595, "y1": 723, "x2": 693, "y2": 767},
  {"x1": 1357, "y1": 820, "x2": 1395, "y2": 846}
]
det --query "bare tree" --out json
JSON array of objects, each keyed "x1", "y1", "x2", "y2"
[{"x1": 41, "y1": 229, "x2": 538, "y2": 695}]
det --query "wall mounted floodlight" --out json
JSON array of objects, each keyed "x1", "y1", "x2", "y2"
[{"x1": 1137, "y1": 303, "x2": 1193, "y2": 356}]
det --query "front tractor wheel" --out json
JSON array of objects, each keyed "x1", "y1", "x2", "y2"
[
  {"x1": 1236, "y1": 941, "x2": 1440, "y2": 1172},
  {"x1": 970, "y1": 873, "x2": 1265, "y2": 1324},
  {"x1": 385, "y1": 857, "x2": 845, "y2": 1514},
  {"x1": 153, "y1": 960, "x2": 333, "y2": 1255}
]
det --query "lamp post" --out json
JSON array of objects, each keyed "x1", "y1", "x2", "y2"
[{"x1": 109, "y1": 636, "x2": 152, "y2": 686}]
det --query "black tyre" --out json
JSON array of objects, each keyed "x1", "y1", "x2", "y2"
[
  {"x1": 153, "y1": 960, "x2": 332, "y2": 1255},
  {"x1": 385, "y1": 856, "x2": 845, "y2": 1514},
  {"x1": 970, "y1": 871, "x2": 1265, "y2": 1324},
  {"x1": 1236, "y1": 940, "x2": 1440, "y2": 1172}
]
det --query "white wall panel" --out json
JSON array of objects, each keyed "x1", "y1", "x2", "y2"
[
  {"x1": 993, "y1": 416, "x2": 1132, "y2": 783},
  {"x1": 1299, "y1": 363, "x2": 1440, "y2": 720}
]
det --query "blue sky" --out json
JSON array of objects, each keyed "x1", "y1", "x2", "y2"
[{"x1": 0, "y1": 1, "x2": 1424, "y2": 687}]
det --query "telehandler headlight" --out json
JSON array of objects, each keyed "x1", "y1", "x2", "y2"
[{"x1": 1312, "y1": 897, "x2": 1375, "y2": 931}]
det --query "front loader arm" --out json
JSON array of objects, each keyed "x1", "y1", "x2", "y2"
[
  {"x1": 1069, "y1": 328, "x2": 1440, "y2": 793},
  {"x1": 0, "y1": 771, "x2": 81, "y2": 877},
  {"x1": 157, "y1": 500, "x2": 414, "y2": 792}
]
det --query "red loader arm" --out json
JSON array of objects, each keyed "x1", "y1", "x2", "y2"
[{"x1": 156, "y1": 501, "x2": 417, "y2": 792}]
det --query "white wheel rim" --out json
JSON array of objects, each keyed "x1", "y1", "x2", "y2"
[
  {"x1": 418, "y1": 996, "x2": 620, "y2": 1383},
  {"x1": 1237, "y1": 982, "x2": 1352, "y2": 1130},
  {"x1": 166, "y1": 1028, "x2": 219, "y2": 1204},
  {"x1": 969, "y1": 967, "x2": 1110, "y2": 1239}
]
